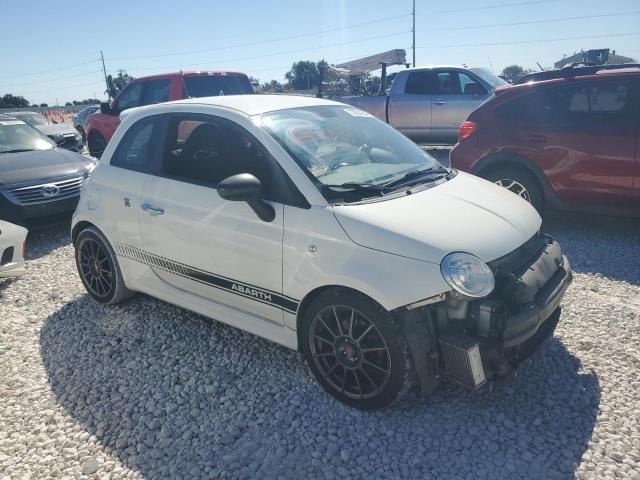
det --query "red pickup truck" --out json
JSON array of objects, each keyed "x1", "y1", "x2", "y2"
[{"x1": 86, "y1": 71, "x2": 253, "y2": 157}]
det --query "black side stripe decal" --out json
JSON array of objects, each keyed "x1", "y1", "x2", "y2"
[{"x1": 114, "y1": 243, "x2": 299, "y2": 314}]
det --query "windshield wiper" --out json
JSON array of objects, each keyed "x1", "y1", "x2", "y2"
[
  {"x1": 321, "y1": 182, "x2": 388, "y2": 196},
  {"x1": 382, "y1": 167, "x2": 449, "y2": 189},
  {"x1": 0, "y1": 148, "x2": 36, "y2": 154}
]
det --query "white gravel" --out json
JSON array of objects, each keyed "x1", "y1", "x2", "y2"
[{"x1": 1, "y1": 213, "x2": 639, "y2": 480}]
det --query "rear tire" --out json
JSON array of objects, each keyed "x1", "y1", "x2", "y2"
[
  {"x1": 88, "y1": 132, "x2": 107, "y2": 159},
  {"x1": 482, "y1": 166, "x2": 544, "y2": 214},
  {"x1": 74, "y1": 226, "x2": 133, "y2": 304},
  {"x1": 300, "y1": 289, "x2": 413, "y2": 410}
]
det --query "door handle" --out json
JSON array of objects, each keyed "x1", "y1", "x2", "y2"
[
  {"x1": 434, "y1": 100, "x2": 447, "y2": 105},
  {"x1": 141, "y1": 203, "x2": 164, "y2": 216}
]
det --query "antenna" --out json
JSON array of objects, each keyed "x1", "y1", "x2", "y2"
[{"x1": 180, "y1": 69, "x2": 192, "y2": 98}]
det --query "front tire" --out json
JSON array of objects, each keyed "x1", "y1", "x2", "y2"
[
  {"x1": 301, "y1": 289, "x2": 412, "y2": 410},
  {"x1": 74, "y1": 227, "x2": 133, "y2": 304}
]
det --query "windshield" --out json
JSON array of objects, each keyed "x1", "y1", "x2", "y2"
[
  {"x1": 12, "y1": 112, "x2": 49, "y2": 126},
  {"x1": 0, "y1": 119, "x2": 55, "y2": 153},
  {"x1": 470, "y1": 68, "x2": 508, "y2": 89},
  {"x1": 184, "y1": 75, "x2": 253, "y2": 97},
  {"x1": 260, "y1": 105, "x2": 446, "y2": 200}
]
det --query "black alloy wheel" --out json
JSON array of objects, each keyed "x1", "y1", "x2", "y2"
[
  {"x1": 310, "y1": 305, "x2": 392, "y2": 400},
  {"x1": 301, "y1": 289, "x2": 412, "y2": 410},
  {"x1": 74, "y1": 227, "x2": 133, "y2": 304},
  {"x1": 77, "y1": 236, "x2": 114, "y2": 299}
]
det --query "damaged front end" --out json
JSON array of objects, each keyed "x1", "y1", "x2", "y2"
[{"x1": 398, "y1": 232, "x2": 572, "y2": 395}]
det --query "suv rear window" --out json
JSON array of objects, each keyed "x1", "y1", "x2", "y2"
[
  {"x1": 183, "y1": 75, "x2": 253, "y2": 97},
  {"x1": 496, "y1": 80, "x2": 635, "y2": 126}
]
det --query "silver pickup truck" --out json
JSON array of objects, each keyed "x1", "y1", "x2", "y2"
[{"x1": 337, "y1": 66, "x2": 507, "y2": 144}]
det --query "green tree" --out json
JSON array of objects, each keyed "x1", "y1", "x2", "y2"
[
  {"x1": 0, "y1": 93, "x2": 30, "y2": 109},
  {"x1": 65, "y1": 102, "x2": 72, "y2": 106},
  {"x1": 260, "y1": 80, "x2": 283, "y2": 92},
  {"x1": 39, "y1": 103, "x2": 48, "y2": 108},
  {"x1": 285, "y1": 60, "x2": 321, "y2": 90},
  {"x1": 106, "y1": 70, "x2": 134, "y2": 99},
  {"x1": 501, "y1": 65, "x2": 525, "y2": 81}
]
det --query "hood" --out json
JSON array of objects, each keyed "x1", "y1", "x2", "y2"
[
  {"x1": 0, "y1": 148, "x2": 95, "y2": 187},
  {"x1": 332, "y1": 172, "x2": 541, "y2": 264},
  {"x1": 36, "y1": 123, "x2": 78, "y2": 137}
]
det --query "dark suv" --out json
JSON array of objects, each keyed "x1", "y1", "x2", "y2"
[{"x1": 450, "y1": 64, "x2": 640, "y2": 216}]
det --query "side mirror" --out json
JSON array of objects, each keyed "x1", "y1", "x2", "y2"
[
  {"x1": 100, "y1": 102, "x2": 114, "y2": 115},
  {"x1": 464, "y1": 82, "x2": 488, "y2": 96},
  {"x1": 217, "y1": 173, "x2": 275, "y2": 222}
]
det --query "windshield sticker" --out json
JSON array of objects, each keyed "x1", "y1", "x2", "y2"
[
  {"x1": 0, "y1": 120, "x2": 26, "y2": 126},
  {"x1": 343, "y1": 108, "x2": 373, "y2": 118}
]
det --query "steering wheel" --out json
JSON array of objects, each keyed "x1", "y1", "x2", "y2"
[{"x1": 329, "y1": 155, "x2": 365, "y2": 172}]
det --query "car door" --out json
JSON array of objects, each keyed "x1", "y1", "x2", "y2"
[
  {"x1": 431, "y1": 70, "x2": 490, "y2": 143},
  {"x1": 138, "y1": 113, "x2": 286, "y2": 326},
  {"x1": 512, "y1": 79, "x2": 637, "y2": 210},
  {"x1": 387, "y1": 70, "x2": 432, "y2": 142}
]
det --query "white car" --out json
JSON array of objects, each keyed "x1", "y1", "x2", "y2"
[
  {"x1": 71, "y1": 95, "x2": 572, "y2": 409},
  {"x1": 0, "y1": 220, "x2": 27, "y2": 279}
]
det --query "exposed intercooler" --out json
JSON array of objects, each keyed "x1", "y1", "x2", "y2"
[{"x1": 438, "y1": 335, "x2": 486, "y2": 388}]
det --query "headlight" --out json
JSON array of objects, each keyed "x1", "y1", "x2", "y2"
[{"x1": 440, "y1": 252, "x2": 495, "y2": 298}]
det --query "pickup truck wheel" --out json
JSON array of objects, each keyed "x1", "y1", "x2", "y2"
[
  {"x1": 301, "y1": 289, "x2": 412, "y2": 410},
  {"x1": 483, "y1": 167, "x2": 544, "y2": 213},
  {"x1": 88, "y1": 133, "x2": 107, "y2": 159},
  {"x1": 74, "y1": 227, "x2": 133, "y2": 304}
]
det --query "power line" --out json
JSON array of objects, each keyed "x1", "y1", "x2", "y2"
[
  {"x1": 437, "y1": 10, "x2": 640, "y2": 30},
  {"x1": 126, "y1": 30, "x2": 411, "y2": 75},
  {"x1": 0, "y1": 70, "x2": 104, "y2": 89},
  {"x1": 21, "y1": 80, "x2": 105, "y2": 95},
  {"x1": 107, "y1": 13, "x2": 411, "y2": 62},
  {"x1": 418, "y1": 32, "x2": 640, "y2": 49},
  {"x1": 0, "y1": 59, "x2": 99, "y2": 78},
  {"x1": 438, "y1": 0, "x2": 558, "y2": 13}
]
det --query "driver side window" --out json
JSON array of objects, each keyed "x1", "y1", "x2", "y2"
[
  {"x1": 114, "y1": 83, "x2": 143, "y2": 112},
  {"x1": 159, "y1": 116, "x2": 278, "y2": 200}
]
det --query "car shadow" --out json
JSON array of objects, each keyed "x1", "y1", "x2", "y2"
[
  {"x1": 544, "y1": 210, "x2": 640, "y2": 285},
  {"x1": 25, "y1": 221, "x2": 71, "y2": 260},
  {"x1": 40, "y1": 295, "x2": 599, "y2": 479}
]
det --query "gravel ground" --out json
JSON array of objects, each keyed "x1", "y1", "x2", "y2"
[{"x1": 1, "y1": 213, "x2": 639, "y2": 480}]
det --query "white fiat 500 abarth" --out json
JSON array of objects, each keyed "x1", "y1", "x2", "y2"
[{"x1": 72, "y1": 95, "x2": 572, "y2": 410}]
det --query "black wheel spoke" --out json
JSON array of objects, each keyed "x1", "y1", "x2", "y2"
[
  {"x1": 332, "y1": 307, "x2": 344, "y2": 336},
  {"x1": 361, "y1": 347, "x2": 387, "y2": 354},
  {"x1": 364, "y1": 360, "x2": 388, "y2": 374},
  {"x1": 356, "y1": 324, "x2": 373, "y2": 343},
  {"x1": 319, "y1": 317, "x2": 337, "y2": 339},
  {"x1": 353, "y1": 370, "x2": 363, "y2": 398},
  {"x1": 313, "y1": 334, "x2": 333, "y2": 347},
  {"x1": 348, "y1": 309, "x2": 355, "y2": 337}
]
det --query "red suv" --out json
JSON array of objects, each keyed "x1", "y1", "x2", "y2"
[
  {"x1": 86, "y1": 71, "x2": 253, "y2": 157},
  {"x1": 450, "y1": 65, "x2": 640, "y2": 216}
]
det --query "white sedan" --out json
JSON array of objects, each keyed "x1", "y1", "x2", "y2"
[
  {"x1": 0, "y1": 220, "x2": 27, "y2": 279},
  {"x1": 71, "y1": 95, "x2": 571, "y2": 409}
]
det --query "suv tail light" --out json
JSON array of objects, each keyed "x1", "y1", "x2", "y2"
[{"x1": 458, "y1": 121, "x2": 478, "y2": 142}]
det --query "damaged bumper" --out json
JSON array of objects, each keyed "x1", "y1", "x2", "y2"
[{"x1": 402, "y1": 233, "x2": 573, "y2": 393}]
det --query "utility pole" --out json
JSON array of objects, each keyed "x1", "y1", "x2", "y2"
[
  {"x1": 100, "y1": 50, "x2": 110, "y2": 100},
  {"x1": 412, "y1": 0, "x2": 416, "y2": 67}
]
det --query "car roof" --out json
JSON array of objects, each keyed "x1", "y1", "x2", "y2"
[
  {"x1": 166, "y1": 94, "x2": 346, "y2": 116},
  {"x1": 404, "y1": 65, "x2": 478, "y2": 71},
  {"x1": 5, "y1": 111, "x2": 39, "y2": 116},
  {"x1": 130, "y1": 71, "x2": 248, "y2": 82},
  {"x1": 0, "y1": 113, "x2": 19, "y2": 120}
]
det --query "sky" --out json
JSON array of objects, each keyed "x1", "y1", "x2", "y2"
[{"x1": 2, "y1": 0, "x2": 639, "y2": 105}]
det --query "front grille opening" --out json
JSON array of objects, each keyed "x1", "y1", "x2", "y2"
[{"x1": 1, "y1": 246, "x2": 14, "y2": 266}]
